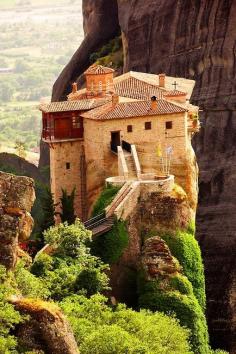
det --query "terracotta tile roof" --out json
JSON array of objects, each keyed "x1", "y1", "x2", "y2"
[
  {"x1": 163, "y1": 90, "x2": 187, "y2": 97},
  {"x1": 39, "y1": 97, "x2": 111, "y2": 113},
  {"x1": 114, "y1": 71, "x2": 195, "y2": 100},
  {"x1": 84, "y1": 64, "x2": 114, "y2": 75},
  {"x1": 81, "y1": 99, "x2": 187, "y2": 121},
  {"x1": 114, "y1": 76, "x2": 164, "y2": 100}
]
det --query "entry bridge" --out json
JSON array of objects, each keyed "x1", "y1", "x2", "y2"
[{"x1": 84, "y1": 212, "x2": 114, "y2": 237}]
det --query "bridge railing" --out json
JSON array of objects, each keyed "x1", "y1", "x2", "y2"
[{"x1": 84, "y1": 212, "x2": 106, "y2": 229}]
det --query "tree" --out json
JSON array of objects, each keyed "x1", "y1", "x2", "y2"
[
  {"x1": 0, "y1": 82, "x2": 14, "y2": 102},
  {"x1": 60, "y1": 294, "x2": 193, "y2": 354},
  {"x1": 41, "y1": 186, "x2": 56, "y2": 232},
  {"x1": 59, "y1": 188, "x2": 76, "y2": 225},
  {"x1": 14, "y1": 140, "x2": 27, "y2": 159},
  {"x1": 0, "y1": 266, "x2": 22, "y2": 353},
  {"x1": 14, "y1": 59, "x2": 29, "y2": 73}
]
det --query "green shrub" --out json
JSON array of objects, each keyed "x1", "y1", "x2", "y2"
[
  {"x1": 32, "y1": 221, "x2": 109, "y2": 300},
  {"x1": 14, "y1": 261, "x2": 50, "y2": 299},
  {"x1": 138, "y1": 283, "x2": 208, "y2": 354},
  {"x1": 0, "y1": 265, "x2": 22, "y2": 353},
  {"x1": 60, "y1": 294, "x2": 193, "y2": 354},
  {"x1": 92, "y1": 184, "x2": 120, "y2": 217},
  {"x1": 31, "y1": 253, "x2": 53, "y2": 277},
  {"x1": 161, "y1": 230, "x2": 206, "y2": 310},
  {"x1": 89, "y1": 36, "x2": 123, "y2": 69},
  {"x1": 91, "y1": 220, "x2": 129, "y2": 264},
  {"x1": 169, "y1": 274, "x2": 194, "y2": 296},
  {"x1": 44, "y1": 219, "x2": 92, "y2": 258}
]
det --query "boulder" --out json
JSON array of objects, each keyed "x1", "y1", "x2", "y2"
[{"x1": 10, "y1": 297, "x2": 79, "y2": 354}]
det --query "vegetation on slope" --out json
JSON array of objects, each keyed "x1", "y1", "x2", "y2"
[
  {"x1": 61, "y1": 294, "x2": 193, "y2": 354},
  {"x1": 0, "y1": 0, "x2": 82, "y2": 150},
  {"x1": 91, "y1": 219, "x2": 129, "y2": 265},
  {"x1": 90, "y1": 36, "x2": 123, "y2": 70},
  {"x1": 138, "y1": 224, "x2": 208, "y2": 354},
  {"x1": 92, "y1": 183, "x2": 120, "y2": 217},
  {"x1": 0, "y1": 220, "x2": 196, "y2": 353}
]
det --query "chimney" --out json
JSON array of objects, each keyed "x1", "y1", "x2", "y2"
[
  {"x1": 159, "y1": 73, "x2": 165, "y2": 88},
  {"x1": 151, "y1": 96, "x2": 158, "y2": 110},
  {"x1": 112, "y1": 93, "x2": 119, "y2": 106},
  {"x1": 72, "y1": 82, "x2": 78, "y2": 94}
]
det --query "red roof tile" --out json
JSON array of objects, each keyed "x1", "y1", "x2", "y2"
[
  {"x1": 163, "y1": 90, "x2": 187, "y2": 97},
  {"x1": 39, "y1": 97, "x2": 111, "y2": 113},
  {"x1": 114, "y1": 76, "x2": 164, "y2": 100},
  {"x1": 85, "y1": 64, "x2": 114, "y2": 75},
  {"x1": 81, "y1": 99, "x2": 187, "y2": 120}
]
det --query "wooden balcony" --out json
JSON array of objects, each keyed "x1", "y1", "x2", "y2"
[{"x1": 42, "y1": 114, "x2": 84, "y2": 142}]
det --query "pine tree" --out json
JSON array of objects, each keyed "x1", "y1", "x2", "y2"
[
  {"x1": 60, "y1": 187, "x2": 76, "y2": 225},
  {"x1": 41, "y1": 186, "x2": 56, "y2": 232}
]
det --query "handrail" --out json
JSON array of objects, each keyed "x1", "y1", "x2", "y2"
[
  {"x1": 106, "y1": 182, "x2": 132, "y2": 217},
  {"x1": 85, "y1": 218, "x2": 107, "y2": 230},
  {"x1": 117, "y1": 146, "x2": 128, "y2": 178},
  {"x1": 84, "y1": 212, "x2": 105, "y2": 228},
  {"x1": 131, "y1": 144, "x2": 141, "y2": 178}
]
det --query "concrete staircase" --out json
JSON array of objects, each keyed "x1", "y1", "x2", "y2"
[
  {"x1": 118, "y1": 144, "x2": 141, "y2": 180},
  {"x1": 124, "y1": 153, "x2": 137, "y2": 179}
]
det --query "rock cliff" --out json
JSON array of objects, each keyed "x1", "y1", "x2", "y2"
[
  {"x1": 0, "y1": 171, "x2": 79, "y2": 353},
  {"x1": 52, "y1": 1, "x2": 236, "y2": 350},
  {"x1": 0, "y1": 172, "x2": 35, "y2": 270}
]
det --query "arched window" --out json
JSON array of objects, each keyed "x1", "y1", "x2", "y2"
[
  {"x1": 99, "y1": 81, "x2": 103, "y2": 92},
  {"x1": 106, "y1": 80, "x2": 110, "y2": 92}
]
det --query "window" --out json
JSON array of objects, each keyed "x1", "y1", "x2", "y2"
[
  {"x1": 91, "y1": 81, "x2": 94, "y2": 92},
  {"x1": 72, "y1": 115, "x2": 80, "y2": 129},
  {"x1": 66, "y1": 162, "x2": 70, "y2": 170},
  {"x1": 106, "y1": 80, "x2": 110, "y2": 91},
  {"x1": 166, "y1": 121, "x2": 173, "y2": 129},
  {"x1": 145, "y1": 122, "x2": 152, "y2": 130},
  {"x1": 127, "y1": 125, "x2": 133, "y2": 133},
  {"x1": 99, "y1": 81, "x2": 102, "y2": 92}
]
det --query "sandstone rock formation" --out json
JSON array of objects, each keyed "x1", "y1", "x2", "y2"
[
  {"x1": 52, "y1": 0, "x2": 120, "y2": 102},
  {"x1": 110, "y1": 183, "x2": 192, "y2": 305},
  {"x1": 52, "y1": 1, "x2": 236, "y2": 350},
  {"x1": 141, "y1": 236, "x2": 181, "y2": 279},
  {"x1": 10, "y1": 297, "x2": 79, "y2": 354},
  {"x1": 0, "y1": 172, "x2": 35, "y2": 270},
  {"x1": 0, "y1": 152, "x2": 48, "y2": 184}
]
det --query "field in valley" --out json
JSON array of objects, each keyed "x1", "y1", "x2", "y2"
[{"x1": 0, "y1": 0, "x2": 83, "y2": 164}]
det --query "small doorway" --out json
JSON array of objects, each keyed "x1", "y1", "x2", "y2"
[{"x1": 110, "y1": 131, "x2": 120, "y2": 153}]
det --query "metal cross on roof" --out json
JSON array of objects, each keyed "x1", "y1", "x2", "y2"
[{"x1": 172, "y1": 81, "x2": 178, "y2": 90}]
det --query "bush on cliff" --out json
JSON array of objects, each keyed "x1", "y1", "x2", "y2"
[
  {"x1": 91, "y1": 219, "x2": 129, "y2": 264},
  {"x1": 0, "y1": 266, "x2": 22, "y2": 353},
  {"x1": 60, "y1": 294, "x2": 193, "y2": 354},
  {"x1": 92, "y1": 184, "x2": 120, "y2": 217},
  {"x1": 138, "y1": 278, "x2": 208, "y2": 354},
  {"x1": 161, "y1": 229, "x2": 206, "y2": 310},
  {"x1": 31, "y1": 220, "x2": 110, "y2": 300}
]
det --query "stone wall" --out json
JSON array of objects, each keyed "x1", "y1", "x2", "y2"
[
  {"x1": 50, "y1": 140, "x2": 85, "y2": 219},
  {"x1": 83, "y1": 111, "x2": 197, "y2": 210}
]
